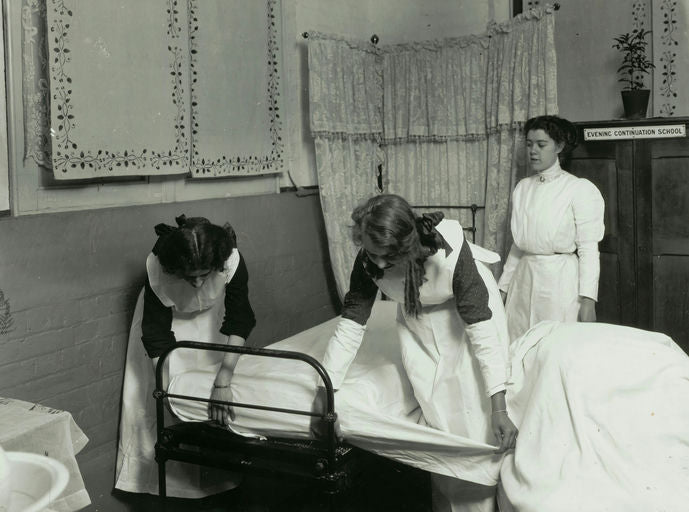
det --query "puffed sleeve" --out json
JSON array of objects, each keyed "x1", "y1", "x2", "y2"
[
  {"x1": 220, "y1": 252, "x2": 256, "y2": 339},
  {"x1": 453, "y1": 242, "x2": 507, "y2": 397},
  {"x1": 573, "y1": 179, "x2": 605, "y2": 300},
  {"x1": 497, "y1": 243, "x2": 524, "y2": 294},
  {"x1": 321, "y1": 250, "x2": 379, "y2": 389}
]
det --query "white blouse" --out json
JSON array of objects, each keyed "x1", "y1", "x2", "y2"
[{"x1": 498, "y1": 160, "x2": 605, "y2": 300}]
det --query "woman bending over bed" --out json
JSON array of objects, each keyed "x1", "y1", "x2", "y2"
[
  {"x1": 321, "y1": 193, "x2": 515, "y2": 512},
  {"x1": 115, "y1": 215, "x2": 255, "y2": 498}
]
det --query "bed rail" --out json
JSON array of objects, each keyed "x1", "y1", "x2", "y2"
[
  {"x1": 152, "y1": 341, "x2": 345, "y2": 503},
  {"x1": 411, "y1": 203, "x2": 484, "y2": 243}
]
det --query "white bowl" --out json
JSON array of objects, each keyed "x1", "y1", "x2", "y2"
[{"x1": 1, "y1": 452, "x2": 69, "y2": 512}]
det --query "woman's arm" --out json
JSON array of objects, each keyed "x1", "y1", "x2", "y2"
[
  {"x1": 321, "y1": 250, "x2": 379, "y2": 390},
  {"x1": 209, "y1": 334, "x2": 246, "y2": 425},
  {"x1": 211, "y1": 253, "x2": 256, "y2": 425},
  {"x1": 573, "y1": 180, "x2": 606, "y2": 322},
  {"x1": 453, "y1": 242, "x2": 517, "y2": 452},
  {"x1": 220, "y1": 252, "x2": 256, "y2": 340},
  {"x1": 497, "y1": 244, "x2": 524, "y2": 303},
  {"x1": 141, "y1": 278, "x2": 176, "y2": 378}
]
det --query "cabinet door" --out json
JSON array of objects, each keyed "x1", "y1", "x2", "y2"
[
  {"x1": 651, "y1": 139, "x2": 689, "y2": 354},
  {"x1": 569, "y1": 139, "x2": 636, "y2": 327}
]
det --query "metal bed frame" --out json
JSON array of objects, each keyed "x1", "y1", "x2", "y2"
[
  {"x1": 410, "y1": 203, "x2": 484, "y2": 243},
  {"x1": 153, "y1": 341, "x2": 372, "y2": 509}
]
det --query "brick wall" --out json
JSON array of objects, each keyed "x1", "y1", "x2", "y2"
[{"x1": 0, "y1": 192, "x2": 339, "y2": 467}]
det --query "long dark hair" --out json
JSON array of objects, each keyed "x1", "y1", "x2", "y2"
[
  {"x1": 153, "y1": 215, "x2": 236, "y2": 276},
  {"x1": 351, "y1": 194, "x2": 441, "y2": 317},
  {"x1": 524, "y1": 115, "x2": 578, "y2": 166}
]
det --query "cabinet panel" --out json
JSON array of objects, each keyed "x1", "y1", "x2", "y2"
[
  {"x1": 652, "y1": 157, "x2": 689, "y2": 247},
  {"x1": 654, "y1": 255, "x2": 689, "y2": 353},
  {"x1": 598, "y1": 252, "x2": 621, "y2": 324}
]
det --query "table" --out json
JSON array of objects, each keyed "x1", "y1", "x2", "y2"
[{"x1": 0, "y1": 397, "x2": 91, "y2": 511}]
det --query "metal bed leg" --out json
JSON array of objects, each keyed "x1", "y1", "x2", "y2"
[
  {"x1": 158, "y1": 457, "x2": 167, "y2": 511},
  {"x1": 328, "y1": 492, "x2": 337, "y2": 512}
]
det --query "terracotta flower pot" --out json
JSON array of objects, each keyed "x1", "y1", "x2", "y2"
[{"x1": 621, "y1": 89, "x2": 650, "y2": 120}]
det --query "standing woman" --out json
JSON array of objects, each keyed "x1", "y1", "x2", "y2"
[
  {"x1": 498, "y1": 115, "x2": 605, "y2": 342},
  {"x1": 321, "y1": 194, "x2": 516, "y2": 512},
  {"x1": 115, "y1": 215, "x2": 256, "y2": 498}
]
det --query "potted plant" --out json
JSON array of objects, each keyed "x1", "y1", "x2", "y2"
[{"x1": 612, "y1": 29, "x2": 655, "y2": 119}]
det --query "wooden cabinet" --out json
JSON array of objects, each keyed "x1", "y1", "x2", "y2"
[{"x1": 570, "y1": 118, "x2": 689, "y2": 353}]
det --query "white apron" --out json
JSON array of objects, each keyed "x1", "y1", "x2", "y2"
[
  {"x1": 504, "y1": 252, "x2": 579, "y2": 343},
  {"x1": 114, "y1": 251, "x2": 241, "y2": 498},
  {"x1": 375, "y1": 221, "x2": 509, "y2": 512}
]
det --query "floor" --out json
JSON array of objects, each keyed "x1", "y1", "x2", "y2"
[{"x1": 80, "y1": 450, "x2": 432, "y2": 512}]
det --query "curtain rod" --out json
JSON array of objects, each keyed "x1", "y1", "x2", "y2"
[
  {"x1": 302, "y1": 4, "x2": 558, "y2": 43},
  {"x1": 411, "y1": 205, "x2": 485, "y2": 211},
  {"x1": 302, "y1": 32, "x2": 379, "y2": 45}
]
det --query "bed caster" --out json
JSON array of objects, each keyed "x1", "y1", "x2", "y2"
[{"x1": 315, "y1": 459, "x2": 327, "y2": 474}]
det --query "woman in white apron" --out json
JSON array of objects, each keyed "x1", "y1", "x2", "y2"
[
  {"x1": 498, "y1": 115, "x2": 605, "y2": 342},
  {"x1": 115, "y1": 215, "x2": 256, "y2": 498},
  {"x1": 321, "y1": 194, "x2": 516, "y2": 512}
]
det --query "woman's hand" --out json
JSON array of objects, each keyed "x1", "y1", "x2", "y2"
[
  {"x1": 209, "y1": 364, "x2": 235, "y2": 425},
  {"x1": 490, "y1": 391, "x2": 517, "y2": 453},
  {"x1": 208, "y1": 335, "x2": 246, "y2": 426},
  {"x1": 311, "y1": 386, "x2": 342, "y2": 441},
  {"x1": 209, "y1": 384, "x2": 234, "y2": 426},
  {"x1": 578, "y1": 296, "x2": 597, "y2": 322},
  {"x1": 492, "y1": 411, "x2": 518, "y2": 453}
]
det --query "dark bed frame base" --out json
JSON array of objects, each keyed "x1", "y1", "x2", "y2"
[{"x1": 153, "y1": 341, "x2": 370, "y2": 510}]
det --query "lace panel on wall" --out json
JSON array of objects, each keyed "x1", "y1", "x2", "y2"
[
  {"x1": 27, "y1": 0, "x2": 284, "y2": 179},
  {"x1": 189, "y1": 0, "x2": 284, "y2": 178}
]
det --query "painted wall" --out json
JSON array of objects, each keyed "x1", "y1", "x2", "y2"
[
  {"x1": 554, "y1": 0, "x2": 653, "y2": 122},
  {"x1": 0, "y1": 192, "x2": 338, "y2": 469}
]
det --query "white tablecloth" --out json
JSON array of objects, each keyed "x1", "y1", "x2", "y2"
[{"x1": 0, "y1": 397, "x2": 91, "y2": 511}]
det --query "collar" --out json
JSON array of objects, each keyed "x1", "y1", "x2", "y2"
[
  {"x1": 535, "y1": 159, "x2": 563, "y2": 184},
  {"x1": 434, "y1": 226, "x2": 454, "y2": 256}
]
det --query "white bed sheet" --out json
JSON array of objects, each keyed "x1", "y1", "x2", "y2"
[
  {"x1": 168, "y1": 300, "x2": 505, "y2": 485},
  {"x1": 169, "y1": 301, "x2": 689, "y2": 500}
]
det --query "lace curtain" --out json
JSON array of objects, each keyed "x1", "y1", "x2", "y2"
[
  {"x1": 307, "y1": 34, "x2": 383, "y2": 297},
  {"x1": 307, "y1": 7, "x2": 558, "y2": 292},
  {"x1": 482, "y1": 8, "x2": 558, "y2": 263},
  {"x1": 385, "y1": 8, "x2": 558, "y2": 266}
]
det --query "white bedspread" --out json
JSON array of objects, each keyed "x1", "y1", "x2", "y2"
[
  {"x1": 169, "y1": 300, "x2": 505, "y2": 485},
  {"x1": 501, "y1": 321, "x2": 689, "y2": 512},
  {"x1": 169, "y1": 302, "x2": 689, "y2": 508}
]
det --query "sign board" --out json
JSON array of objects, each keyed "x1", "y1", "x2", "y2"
[{"x1": 583, "y1": 124, "x2": 686, "y2": 141}]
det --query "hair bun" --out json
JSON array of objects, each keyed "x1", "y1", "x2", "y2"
[
  {"x1": 415, "y1": 212, "x2": 444, "y2": 236},
  {"x1": 174, "y1": 214, "x2": 188, "y2": 228},
  {"x1": 154, "y1": 223, "x2": 176, "y2": 237}
]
